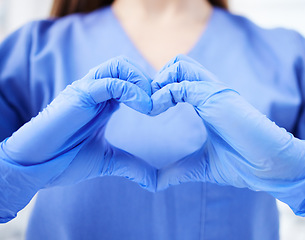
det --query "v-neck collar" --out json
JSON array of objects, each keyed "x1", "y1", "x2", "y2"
[{"x1": 106, "y1": 5, "x2": 222, "y2": 76}]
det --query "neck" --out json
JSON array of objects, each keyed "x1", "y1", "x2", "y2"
[{"x1": 112, "y1": 0, "x2": 212, "y2": 25}]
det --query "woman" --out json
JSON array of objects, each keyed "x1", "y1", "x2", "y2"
[{"x1": 0, "y1": 0, "x2": 305, "y2": 239}]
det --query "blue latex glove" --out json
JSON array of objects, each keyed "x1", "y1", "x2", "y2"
[
  {"x1": 0, "y1": 56, "x2": 156, "y2": 223},
  {"x1": 150, "y1": 54, "x2": 305, "y2": 216}
]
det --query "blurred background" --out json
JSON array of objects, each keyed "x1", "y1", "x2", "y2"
[{"x1": 0, "y1": 0, "x2": 305, "y2": 239}]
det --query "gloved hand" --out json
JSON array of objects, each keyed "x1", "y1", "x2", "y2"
[
  {"x1": 150, "y1": 54, "x2": 305, "y2": 216},
  {"x1": 0, "y1": 56, "x2": 156, "y2": 223}
]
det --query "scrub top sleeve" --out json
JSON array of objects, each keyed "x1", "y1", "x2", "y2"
[
  {"x1": 294, "y1": 33, "x2": 305, "y2": 140},
  {"x1": 275, "y1": 32, "x2": 305, "y2": 216},
  {"x1": 0, "y1": 22, "x2": 58, "y2": 223},
  {"x1": 0, "y1": 22, "x2": 35, "y2": 141}
]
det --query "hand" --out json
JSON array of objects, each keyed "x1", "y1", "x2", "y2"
[
  {"x1": 1, "y1": 56, "x2": 156, "y2": 190},
  {"x1": 150, "y1": 55, "x2": 305, "y2": 215}
]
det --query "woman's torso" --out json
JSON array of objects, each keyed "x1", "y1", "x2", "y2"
[{"x1": 22, "y1": 6, "x2": 305, "y2": 240}]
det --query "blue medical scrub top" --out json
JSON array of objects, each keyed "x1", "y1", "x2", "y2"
[{"x1": 1, "y1": 6, "x2": 305, "y2": 240}]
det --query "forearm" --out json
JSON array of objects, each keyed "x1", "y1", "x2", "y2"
[
  {"x1": 0, "y1": 141, "x2": 79, "y2": 223},
  {"x1": 202, "y1": 91, "x2": 305, "y2": 215},
  {"x1": 202, "y1": 91, "x2": 305, "y2": 178}
]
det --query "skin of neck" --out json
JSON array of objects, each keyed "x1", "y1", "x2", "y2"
[
  {"x1": 111, "y1": 0, "x2": 213, "y2": 70},
  {"x1": 112, "y1": 0, "x2": 212, "y2": 25}
]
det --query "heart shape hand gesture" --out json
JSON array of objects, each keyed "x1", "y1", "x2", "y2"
[{"x1": 2, "y1": 55, "x2": 304, "y2": 222}]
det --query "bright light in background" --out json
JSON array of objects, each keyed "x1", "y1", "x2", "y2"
[
  {"x1": 0, "y1": 0, "x2": 305, "y2": 240},
  {"x1": 0, "y1": 0, "x2": 52, "y2": 39},
  {"x1": 231, "y1": 0, "x2": 305, "y2": 36}
]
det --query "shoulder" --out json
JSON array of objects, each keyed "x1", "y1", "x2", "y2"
[
  {"x1": 20, "y1": 6, "x2": 112, "y2": 52},
  {"x1": 215, "y1": 8, "x2": 305, "y2": 61}
]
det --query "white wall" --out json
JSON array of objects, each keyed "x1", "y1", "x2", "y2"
[
  {"x1": 0, "y1": 0, "x2": 52, "y2": 39},
  {"x1": 231, "y1": 0, "x2": 305, "y2": 36},
  {"x1": 0, "y1": 1, "x2": 305, "y2": 239}
]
